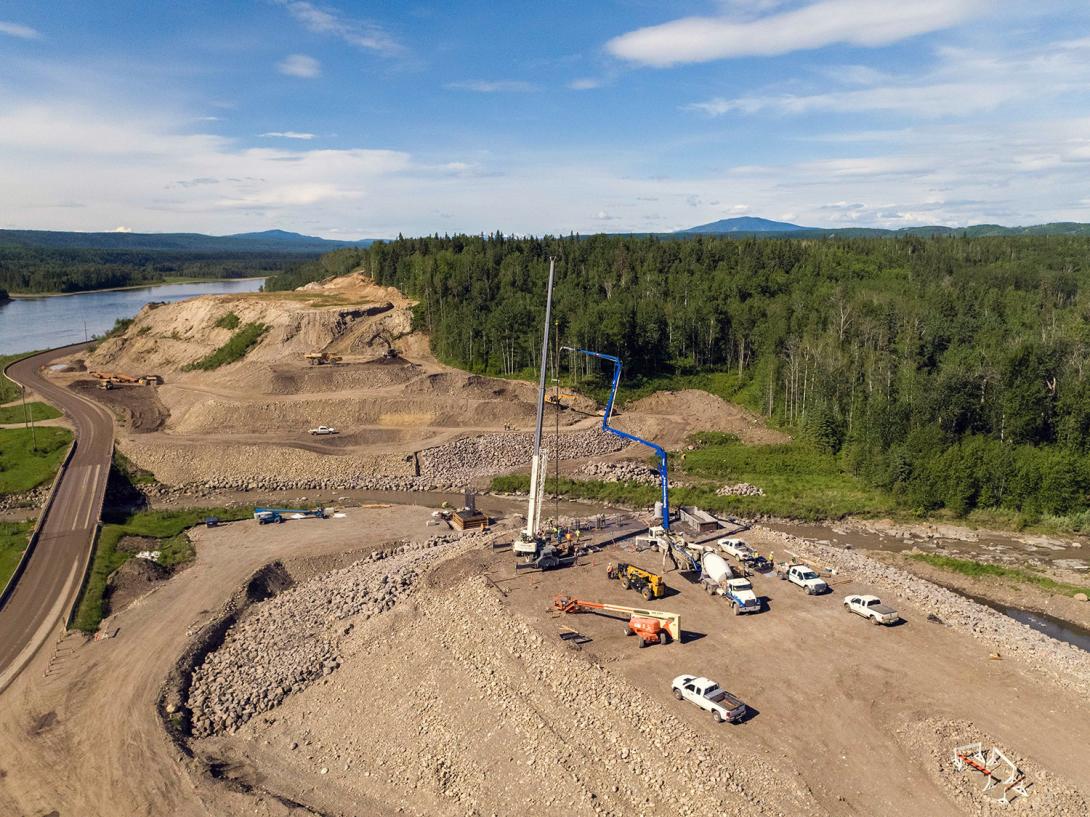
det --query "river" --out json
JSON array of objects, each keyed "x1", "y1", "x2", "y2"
[{"x1": 0, "y1": 279, "x2": 267, "y2": 355}]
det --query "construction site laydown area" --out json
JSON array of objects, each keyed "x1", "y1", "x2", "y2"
[{"x1": 0, "y1": 273, "x2": 1088, "y2": 817}]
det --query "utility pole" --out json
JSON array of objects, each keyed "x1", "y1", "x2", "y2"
[{"x1": 22, "y1": 384, "x2": 37, "y2": 450}]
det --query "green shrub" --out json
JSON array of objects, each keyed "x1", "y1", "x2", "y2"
[
  {"x1": 183, "y1": 322, "x2": 268, "y2": 371},
  {"x1": 214, "y1": 312, "x2": 240, "y2": 330}
]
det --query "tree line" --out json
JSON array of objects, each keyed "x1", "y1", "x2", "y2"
[
  {"x1": 0, "y1": 247, "x2": 303, "y2": 293},
  {"x1": 267, "y1": 232, "x2": 1090, "y2": 519}
]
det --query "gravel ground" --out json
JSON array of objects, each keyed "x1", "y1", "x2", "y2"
[
  {"x1": 211, "y1": 575, "x2": 822, "y2": 817},
  {"x1": 750, "y1": 525, "x2": 1090, "y2": 697}
]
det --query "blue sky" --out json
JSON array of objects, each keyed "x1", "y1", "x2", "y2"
[{"x1": 2, "y1": 1, "x2": 1090, "y2": 236}]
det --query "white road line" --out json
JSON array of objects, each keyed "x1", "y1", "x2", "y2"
[
  {"x1": 0, "y1": 559, "x2": 80, "y2": 694},
  {"x1": 79, "y1": 464, "x2": 102, "y2": 531}
]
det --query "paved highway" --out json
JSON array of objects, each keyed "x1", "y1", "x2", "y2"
[{"x1": 0, "y1": 344, "x2": 114, "y2": 691}]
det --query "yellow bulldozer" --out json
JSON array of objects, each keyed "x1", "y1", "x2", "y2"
[{"x1": 606, "y1": 561, "x2": 667, "y2": 601}]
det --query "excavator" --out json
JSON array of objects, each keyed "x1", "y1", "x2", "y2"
[{"x1": 562, "y1": 347, "x2": 701, "y2": 579}]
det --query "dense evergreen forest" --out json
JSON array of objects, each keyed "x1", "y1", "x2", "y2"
[
  {"x1": 0, "y1": 246, "x2": 304, "y2": 293},
  {"x1": 266, "y1": 233, "x2": 1090, "y2": 520}
]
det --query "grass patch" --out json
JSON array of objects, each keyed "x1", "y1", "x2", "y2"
[
  {"x1": 0, "y1": 427, "x2": 73, "y2": 493},
  {"x1": 72, "y1": 506, "x2": 252, "y2": 632},
  {"x1": 0, "y1": 521, "x2": 32, "y2": 591},
  {"x1": 214, "y1": 311, "x2": 240, "y2": 330},
  {"x1": 908, "y1": 553, "x2": 1090, "y2": 598},
  {"x1": 492, "y1": 432, "x2": 894, "y2": 521},
  {"x1": 112, "y1": 449, "x2": 157, "y2": 485},
  {"x1": 182, "y1": 322, "x2": 268, "y2": 371},
  {"x1": 0, "y1": 352, "x2": 32, "y2": 404},
  {"x1": 0, "y1": 401, "x2": 62, "y2": 425}
]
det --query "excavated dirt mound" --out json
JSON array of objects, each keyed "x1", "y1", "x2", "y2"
[
  {"x1": 106, "y1": 554, "x2": 171, "y2": 614},
  {"x1": 617, "y1": 389, "x2": 790, "y2": 447}
]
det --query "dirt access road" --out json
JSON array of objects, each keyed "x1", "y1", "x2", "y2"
[
  {"x1": 0, "y1": 506, "x2": 437, "y2": 817},
  {"x1": 0, "y1": 344, "x2": 113, "y2": 692}
]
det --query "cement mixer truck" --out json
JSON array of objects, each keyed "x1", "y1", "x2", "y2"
[{"x1": 700, "y1": 552, "x2": 762, "y2": 614}]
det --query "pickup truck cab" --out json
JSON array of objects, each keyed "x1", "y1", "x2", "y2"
[
  {"x1": 309, "y1": 426, "x2": 338, "y2": 435},
  {"x1": 718, "y1": 538, "x2": 755, "y2": 562},
  {"x1": 778, "y1": 563, "x2": 829, "y2": 595},
  {"x1": 844, "y1": 594, "x2": 899, "y2": 625},
  {"x1": 672, "y1": 675, "x2": 747, "y2": 723},
  {"x1": 725, "y1": 578, "x2": 761, "y2": 614}
]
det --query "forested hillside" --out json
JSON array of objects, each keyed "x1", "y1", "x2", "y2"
[
  {"x1": 0, "y1": 247, "x2": 300, "y2": 293},
  {"x1": 278, "y1": 233, "x2": 1090, "y2": 521}
]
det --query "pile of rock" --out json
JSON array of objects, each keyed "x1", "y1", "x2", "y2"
[
  {"x1": 132, "y1": 428, "x2": 627, "y2": 498},
  {"x1": 0, "y1": 486, "x2": 47, "y2": 513},
  {"x1": 716, "y1": 482, "x2": 764, "y2": 497},
  {"x1": 579, "y1": 460, "x2": 664, "y2": 486},
  {"x1": 186, "y1": 530, "x2": 488, "y2": 737},
  {"x1": 418, "y1": 429, "x2": 626, "y2": 483}
]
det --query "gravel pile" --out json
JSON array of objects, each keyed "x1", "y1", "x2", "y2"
[
  {"x1": 419, "y1": 428, "x2": 626, "y2": 481},
  {"x1": 186, "y1": 530, "x2": 490, "y2": 737},
  {"x1": 716, "y1": 482, "x2": 765, "y2": 497},
  {"x1": 578, "y1": 459, "x2": 663, "y2": 485},
  {"x1": 0, "y1": 486, "x2": 47, "y2": 512},
  {"x1": 757, "y1": 526, "x2": 1090, "y2": 697},
  {"x1": 130, "y1": 428, "x2": 625, "y2": 493}
]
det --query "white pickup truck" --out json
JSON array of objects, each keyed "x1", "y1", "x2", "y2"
[
  {"x1": 671, "y1": 675, "x2": 747, "y2": 723},
  {"x1": 777, "y1": 563, "x2": 829, "y2": 595},
  {"x1": 718, "y1": 537, "x2": 755, "y2": 562},
  {"x1": 844, "y1": 594, "x2": 899, "y2": 625},
  {"x1": 308, "y1": 426, "x2": 338, "y2": 435}
]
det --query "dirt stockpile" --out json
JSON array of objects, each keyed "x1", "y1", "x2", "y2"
[
  {"x1": 217, "y1": 575, "x2": 822, "y2": 817},
  {"x1": 751, "y1": 525, "x2": 1090, "y2": 697},
  {"x1": 617, "y1": 389, "x2": 790, "y2": 447},
  {"x1": 86, "y1": 273, "x2": 417, "y2": 376},
  {"x1": 187, "y1": 530, "x2": 490, "y2": 738},
  {"x1": 896, "y1": 717, "x2": 1086, "y2": 816}
]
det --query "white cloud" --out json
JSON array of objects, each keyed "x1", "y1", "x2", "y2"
[
  {"x1": 569, "y1": 78, "x2": 603, "y2": 91},
  {"x1": 274, "y1": 1, "x2": 403, "y2": 56},
  {"x1": 606, "y1": 0, "x2": 983, "y2": 67},
  {"x1": 259, "y1": 131, "x2": 316, "y2": 140},
  {"x1": 111, "y1": 226, "x2": 132, "y2": 233},
  {"x1": 0, "y1": 21, "x2": 40, "y2": 39},
  {"x1": 687, "y1": 38, "x2": 1090, "y2": 119},
  {"x1": 444, "y1": 80, "x2": 537, "y2": 93},
  {"x1": 277, "y1": 54, "x2": 321, "y2": 79}
]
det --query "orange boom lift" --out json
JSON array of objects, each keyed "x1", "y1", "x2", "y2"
[{"x1": 552, "y1": 595, "x2": 681, "y2": 648}]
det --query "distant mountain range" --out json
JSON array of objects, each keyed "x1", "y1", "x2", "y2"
[
  {"x1": 0, "y1": 228, "x2": 378, "y2": 253},
  {"x1": 678, "y1": 217, "x2": 1090, "y2": 238}
]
